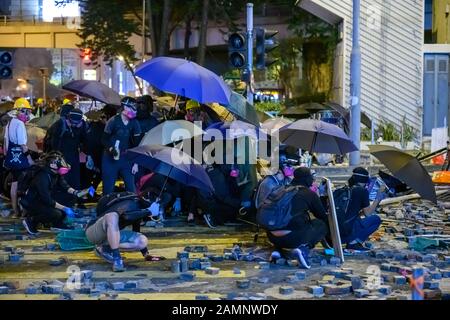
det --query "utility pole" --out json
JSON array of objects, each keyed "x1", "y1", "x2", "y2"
[
  {"x1": 246, "y1": 3, "x2": 254, "y2": 105},
  {"x1": 142, "y1": 0, "x2": 146, "y2": 62},
  {"x1": 349, "y1": 0, "x2": 361, "y2": 166}
]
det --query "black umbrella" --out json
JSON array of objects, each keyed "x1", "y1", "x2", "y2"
[
  {"x1": 126, "y1": 145, "x2": 214, "y2": 193},
  {"x1": 279, "y1": 119, "x2": 358, "y2": 155},
  {"x1": 279, "y1": 104, "x2": 313, "y2": 119},
  {"x1": 62, "y1": 80, "x2": 121, "y2": 106},
  {"x1": 368, "y1": 144, "x2": 436, "y2": 203},
  {"x1": 323, "y1": 102, "x2": 372, "y2": 129}
]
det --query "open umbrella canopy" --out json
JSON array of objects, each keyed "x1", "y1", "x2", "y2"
[
  {"x1": 140, "y1": 120, "x2": 204, "y2": 146},
  {"x1": 279, "y1": 104, "x2": 312, "y2": 119},
  {"x1": 204, "y1": 103, "x2": 235, "y2": 123},
  {"x1": 279, "y1": 119, "x2": 358, "y2": 154},
  {"x1": 324, "y1": 102, "x2": 372, "y2": 129},
  {"x1": 368, "y1": 145, "x2": 437, "y2": 204},
  {"x1": 204, "y1": 120, "x2": 266, "y2": 141},
  {"x1": 223, "y1": 91, "x2": 260, "y2": 127},
  {"x1": 126, "y1": 145, "x2": 214, "y2": 193},
  {"x1": 0, "y1": 101, "x2": 14, "y2": 115},
  {"x1": 63, "y1": 80, "x2": 121, "y2": 106},
  {"x1": 28, "y1": 112, "x2": 60, "y2": 129},
  {"x1": 261, "y1": 117, "x2": 292, "y2": 133},
  {"x1": 135, "y1": 57, "x2": 231, "y2": 105}
]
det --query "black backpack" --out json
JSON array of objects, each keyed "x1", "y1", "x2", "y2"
[
  {"x1": 256, "y1": 185, "x2": 301, "y2": 231},
  {"x1": 96, "y1": 192, "x2": 151, "y2": 222},
  {"x1": 43, "y1": 119, "x2": 68, "y2": 153},
  {"x1": 17, "y1": 165, "x2": 46, "y2": 196},
  {"x1": 333, "y1": 186, "x2": 356, "y2": 234}
]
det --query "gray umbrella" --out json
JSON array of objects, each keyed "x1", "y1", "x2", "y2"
[
  {"x1": 279, "y1": 119, "x2": 358, "y2": 154},
  {"x1": 63, "y1": 80, "x2": 121, "y2": 106}
]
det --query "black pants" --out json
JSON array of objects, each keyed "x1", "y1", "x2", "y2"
[
  {"x1": 197, "y1": 194, "x2": 239, "y2": 224},
  {"x1": 24, "y1": 203, "x2": 66, "y2": 229},
  {"x1": 267, "y1": 218, "x2": 328, "y2": 250}
]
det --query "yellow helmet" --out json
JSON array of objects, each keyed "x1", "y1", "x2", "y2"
[
  {"x1": 63, "y1": 98, "x2": 71, "y2": 105},
  {"x1": 186, "y1": 100, "x2": 200, "y2": 111},
  {"x1": 14, "y1": 98, "x2": 32, "y2": 110},
  {"x1": 37, "y1": 98, "x2": 44, "y2": 105}
]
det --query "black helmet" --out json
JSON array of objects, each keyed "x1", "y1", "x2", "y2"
[
  {"x1": 43, "y1": 151, "x2": 70, "y2": 169},
  {"x1": 68, "y1": 108, "x2": 83, "y2": 124},
  {"x1": 60, "y1": 103, "x2": 74, "y2": 118},
  {"x1": 121, "y1": 96, "x2": 137, "y2": 110}
]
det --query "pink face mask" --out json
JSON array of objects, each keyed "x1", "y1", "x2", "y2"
[
  {"x1": 282, "y1": 166, "x2": 294, "y2": 177},
  {"x1": 17, "y1": 113, "x2": 29, "y2": 123},
  {"x1": 310, "y1": 183, "x2": 319, "y2": 193},
  {"x1": 230, "y1": 169, "x2": 239, "y2": 178},
  {"x1": 125, "y1": 110, "x2": 137, "y2": 119},
  {"x1": 57, "y1": 167, "x2": 70, "y2": 175}
]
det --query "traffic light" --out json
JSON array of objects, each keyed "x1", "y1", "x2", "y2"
[
  {"x1": 0, "y1": 51, "x2": 13, "y2": 79},
  {"x1": 81, "y1": 48, "x2": 92, "y2": 65},
  {"x1": 228, "y1": 33, "x2": 246, "y2": 69},
  {"x1": 255, "y1": 28, "x2": 279, "y2": 70}
]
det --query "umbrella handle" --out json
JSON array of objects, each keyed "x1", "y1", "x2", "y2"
[
  {"x1": 158, "y1": 166, "x2": 173, "y2": 199},
  {"x1": 174, "y1": 95, "x2": 179, "y2": 110}
]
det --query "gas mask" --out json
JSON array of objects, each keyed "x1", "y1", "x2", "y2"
[
  {"x1": 282, "y1": 165, "x2": 294, "y2": 177},
  {"x1": 17, "y1": 110, "x2": 30, "y2": 123},
  {"x1": 48, "y1": 154, "x2": 71, "y2": 175},
  {"x1": 123, "y1": 107, "x2": 137, "y2": 119},
  {"x1": 230, "y1": 166, "x2": 239, "y2": 178}
]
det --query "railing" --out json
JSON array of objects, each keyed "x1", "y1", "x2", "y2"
[{"x1": 0, "y1": 14, "x2": 79, "y2": 26}]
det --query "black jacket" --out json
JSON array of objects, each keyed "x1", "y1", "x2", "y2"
[
  {"x1": 201, "y1": 165, "x2": 240, "y2": 208},
  {"x1": 22, "y1": 166, "x2": 71, "y2": 208},
  {"x1": 288, "y1": 182, "x2": 328, "y2": 230}
]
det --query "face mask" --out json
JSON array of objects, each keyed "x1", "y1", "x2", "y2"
[
  {"x1": 310, "y1": 182, "x2": 319, "y2": 193},
  {"x1": 230, "y1": 168, "x2": 239, "y2": 178},
  {"x1": 185, "y1": 113, "x2": 195, "y2": 122},
  {"x1": 125, "y1": 110, "x2": 136, "y2": 119},
  {"x1": 282, "y1": 166, "x2": 294, "y2": 177},
  {"x1": 57, "y1": 167, "x2": 70, "y2": 175},
  {"x1": 17, "y1": 113, "x2": 29, "y2": 123}
]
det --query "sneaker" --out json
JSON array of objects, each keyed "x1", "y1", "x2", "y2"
[
  {"x1": 187, "y1": 217, "x2": 196, "y2": 226},
  {"x1": 112, "y1": 258, "x2": 126, "y2": 272},
  {"x1": 290, "y1": 245, "x2": 311, "y2": 269},
  {"x1": 346, "y1": 242, "x2": 370, "y2": 252},
  {"x1": 22, "y1": 218, "x2": 38, "y2": 235},
  {"x1": 94, "y1": 245, "x2": 114, "y2": 264},
  {"x1": 270, "y1": 250, "x2": 281, "y2": 263},
  {"x1": 203, "y1": 213, "x2": 217, "y2": 229}
]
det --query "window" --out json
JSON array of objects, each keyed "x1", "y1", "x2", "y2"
[{"x1": 424, "y1": 0, "x2": 433, "y2": 43}]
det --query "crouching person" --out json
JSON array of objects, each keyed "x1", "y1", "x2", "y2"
[
  {"x1": 85, "y1": 192, "x2": 165, "y2": 272},
  {"x1": 259, "y1": 167, "x2": 329, "y2": 269},
  {"x1": 336, "y1": 167, "x2": 384, "y2": 251},
  {"x1": 21, "y1": 152, "x2": 82, "y2": 235}
]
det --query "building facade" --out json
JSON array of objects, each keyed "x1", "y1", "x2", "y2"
[{"x1": 299, "y1": 0, "x2": 424, "y2": 143}]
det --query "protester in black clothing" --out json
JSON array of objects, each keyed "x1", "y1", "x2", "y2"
[
  {"x1": 339, "y1": 167, "x2": 385, "y2": 251},
  {"x1": 21, "y1": 152, "x2": 90, "y2": 235},
  {"x1": 199, "y1": 164, "x2": 242, "y2": 228},
  {"x1": 136, "y1": 95, "x2": 159, "y2": 140},
  {"x1": 47, "y1": 108, "x2": 88, "y2": 189},
  {"x1": 267, "y1": 167, "x2": 329, "y2": 269},
  {"x1": 101, "y1": 97, "x2": 141, "y2": 195}
]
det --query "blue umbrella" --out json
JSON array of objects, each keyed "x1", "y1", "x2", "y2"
[
  {"x1": 279, "y1": 119, "x2": 358, "y2": 154},
  {"x1": 135, "y1": 57, "x2": 231, "y2": 105},
  {"x1": 126, "y1": 144, "x2": 214, "y2": 193}
]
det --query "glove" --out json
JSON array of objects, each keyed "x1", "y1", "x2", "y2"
[
  {"x1": 74, "y1": 186, "x2": 95, "y2": 198},
  {"x1": 241, "y1": 201, "x2": 251, "y2": 209},
  {"x1": 86, "y1": 156, "x2": 95, "y2": 170},
  {"x1": 63, "y1": 207, "x2": 76, "y2": 218},
  {"x1": 148, "y1": 201, "x2": 160, "y2": 217},
  {"x1": 109, "y1": 147, "x2": 119, "y2": 158},
  {"x1": 172, "y1": 197, "x2": 181, "y2": 212},
  {"x1": 132, "y1": 163, "x2": 139, "y2": 175}
]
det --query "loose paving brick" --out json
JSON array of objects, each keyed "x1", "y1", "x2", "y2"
[
  {"x1": 179, "y1": 272, "x2": 196, "y2": 281},
  {"x1": 236, "y1": 280, "x2": 250, "y2": 289},
  {"x1": 205, "y1": 267, "x2": 220, "y2": 275},
  {"x1": 307, "y1": 286, "x2": 324, "y2": 297},
  {"x1": 279, "y1": 286, "x2": 294, "y2": 295}
]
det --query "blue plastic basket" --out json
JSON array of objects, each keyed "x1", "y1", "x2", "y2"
[{"x1": 56, "y1": 229, "x2": 94, "y2": 251}]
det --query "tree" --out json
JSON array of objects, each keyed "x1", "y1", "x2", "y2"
[{"x1": 196, "y1": 0, "x2": 210, "y2": 65}]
